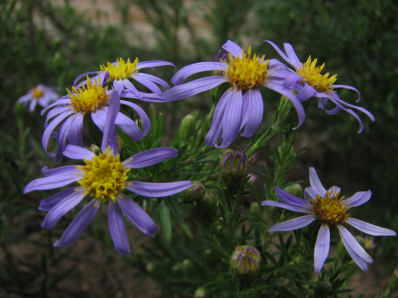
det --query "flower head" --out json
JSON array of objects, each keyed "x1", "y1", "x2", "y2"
[
  {"x1": 265, "y1": 40, "x2": 375, "y2": 132},
  {"x1": 261, "y1": 167, "x2": 396, "y2": 273},
  {"x1": 230, "y1": 245, "x2": 261, "y2": 287},
  {"x1": 24, "y1": 144, "x2": 192, "y2": 255},
  {"x1": 42, "y1": 79, "x2": 151, "y2": 163},
  {"x1": 17, "y1": 84, "x2": 58, "y2": 112},
  {"x1": 73, "y1": 57, "x2": 175, "y2": 102},
  {"x1": 163, "y1": 40, "x2": 305, "y2": 148}
]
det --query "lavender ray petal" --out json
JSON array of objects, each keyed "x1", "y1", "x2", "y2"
[
  {"x1": 328, "y1": 186, "x2": 341, "y2": 195},
  {"x1": 337, "y1": 225, "x2": 373, "y2": 264},
  {"x1": 205, "y1": 89, "x2": 231, "y2": 146},
  {"x1": 29, "y1": 99, "x2": 37, "y2": 112},
  {"x1": 39, "y1": 187, "x2": 77, "y2": 211},
  {"x1": 340, "y1": 232, "x2": 369, "y2": 271},
  {"x1": 123, "y1": 147, "x2": 177, "y2": 169},
  {"x1": 261, "y1": 200, "x2": 311, "y2": 213},
  {"x1": 268, "y1": 215, "x2": 317, "y2": 232},
  {"x1": 274, "y1": 186, "x2": 310, "y2": 208},
  {"x1": 122, "y1": 79, "x2": 143, "y2": 99},
  {"x1": 134, "y1": 72, "x2": 170, "y2": 89},
  {"x1": 133, "y1": 73, "x2": 162, "y2": 93},
  {"x1": 68, "y1": 113, "x2": 84, "y2": 147},
  {"x1": 115, "y1": 112, "x2": 144, "y2": 141},
  {"x1": 42, "y1": 110, "x2": 74, "y2": 157},
  {"x1": 283, "y1": 72, "x2": 303, "y2": 89},
  {"x1": 73, "y1": 71, "x2": 99, "y2": 86},
  {"x1": 126, "y1": 181, "x2": 192, "y2": 198},
  {"x1": 42, "y1": 165, "x2": 81, "y2": 177},
  {"x1": 264, "y1": 40, "x2": 292, "y2": 66},
  {"x1": 41, "y1": 99, "x2": 70, "y2": 116},
  {"x1": 222, "y1": 40, "x2": 243, "y2": 58},
  {"x1": 41, "y1": 189, "x2": 86, "y2": 230},
  {"x1": 109, "y1": 200, "x2": 131, "y2": 255},
  {"x1": 297, "y1": 83, "x2": 317, "y2": 102},
  {"x1": 63, "y1": 145, "x2": 95, "y2": 160},
  {"x1": 121, "y1": 90, "x2": 165, "y2": 103},
  {"x1": 120, "y1": 100, "x2": 151, "y2": 136},
  {"x1": 18, "y1": 93, "x2": 32, "y2": 103},
  {"x1": 314, "y1": 224, "x2": 330, "y2": 273},
  {"x1": 171, "y1": 62, "x2": 228, "y2": 85},
  {"x1": 216, "y1": 89, "x2": 243, "y2": 148},
  {"x1": 91, "y1": 108, "x2": 107, "y2": 132},
  {"x1": 116, "y1": 194, "x2": 159, "y2": 237},
  {"x1": 54, "y1": 199, "x2": 100, "y2": 247},
  {"x1": 331, "y1": 84, "x2": 361, "y2": 102},
  {"x1": 309, "y1": 167, "x2": 327, "y2": 197},
  {"x1": 305, "y1": 187, "x2": 319, "y2": 199},
  {"x1": 45, "y1": 106, "x2": 70, "y2": 127},
  {"x1": 54, "y1": 115, "x2": 73, "y2": 163},
  {"x1": 346, "y1": 218, "x2": 396, "y2": 236},
  {"x1": 24, "y1": 172, "x2": 81, "y2": 194},
  {"x1": 345, "y1": 190, "x2": 372, "y2": 207},
  {"x1": 240, "y1": 89, "x2": 263, "y2": 138},
  {"x1": 283, "y1": 43, "x2": 302, "y2": 68},
  {"x1": 327, "y1": 93, "x2": 375, "y2": 122},
  {"x1": 136, "y1": 60, "x2": 175, "y2": 70},
  {"x1": 304, "y1": 190, "x2": 311, "y2": 203},
  {"x1": 102, "y1": 90, "x2": 120, "y2": 154},
  {"x1": 163, "y1": 76, "x2": 228, "y2": 102},
  {"x1": 113, "y1": 79, "x2": 124, "y2": 95}
]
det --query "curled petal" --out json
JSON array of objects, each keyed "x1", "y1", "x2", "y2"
[
  {"x1": 123, "y1": 147, "x2": 177, "y2": 169},
  {"x1": 314, "y1": 225, "x2": 330, "y2": 273},
  {"x1": 268, "y1": 215, "x2": 316, "y2": 232},
  {"x1": 135, "y1": 72, "x2": 170, "y2": 89},
  {"x1": 222, "y1": 40, "x2": 243, "y2": 58},
  {"x1": 133, "y1": 73, "x2": 162, "y2": 93},
  {"x1": 122, "y1": 79, "x2": 142, "y2": 99},
  {"x1": 126, "y1": 181, "x2": 192, "y2": 198},
  {"x1": 115, "y1": 112, "x2": 145, "y2": 141},
  {"x1": 171, "y1": 62, "x2": 227, "y2": 85},
  {"x1": 120, "y1": 100, "x2": 151, "y2": 136},
  {"x1": 264, "y1": 40, "x2": 292, "y2": 66}
]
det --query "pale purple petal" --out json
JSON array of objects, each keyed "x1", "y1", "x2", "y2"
[
  {"x1": 17, "y1": 93, "x2": 32, "y2": 103},
  {"x1": 134, "y1": 72, "x2": 170, "y2": 89},
  {"x1": 309, "y1": 167, "x2": 327, "y2": 197},
  {"x1": 216, "y1": 89, "x2": 243, "y2": 148},
  {"x1": 304, "y1": 190, "x2": 311, "y2": 203},
  {"x1": 122, "y1": 79, "x2": 142, "y2": 99},
  {"x1": 42, "y1": 165, "x2": 81, "y2": 177},
  {"x1": 29, "y1": 100, "x2": 37, "y2": 112},
  {"x1": 116, "y1": 194, "x2": 159, "y2": 237},
  {"x1": 120, "y1": 90, "x2": 165, "y2": 103},
  {"x1": 282, "y1": 72, "x2": 303, "y2": 89},
  {"x1": 240, "y1": 89, "x2": 263, "y2": 138},
  {"x1": 109, "y1": 200, "x2": 130, "y2": 255},
  {"x1": 328, "y1": 186, "x2": 341, "y2": 195},
  {"x1": 123, "y1": 147, "x2": 177, "y2": 169},
  {"x1": 345, "y1": 190, "x2": 372, "y2": 207},
  {"x1": 261, "y1": 200, "x2": 311, "y2": 213},
  {"x1": 283, "y1": 43, "x2": 302, "y2": 68},
  {"x1": 331, "y1": 84, "x2": 361, "y2": 102},
  {"x1": 68, "y1": 113, "x2": 84, "y2": 147},
  {"x1": 305, "y1": 187, "x2": 319, "y2": 199},
  {"x1": 171, "y1": 62, "x2": 228, "y2": 85},
  {"x1": 45, "y1": 106, "x2": 70, "y2": 127},
  {"x1": 205, "y1": 89, "x2": 230, "y2": 146},
  {"x1": 314, "y1": 224, "x2": 330, "y2": 273},
  {"x1": 102, "y1": 90, "x2": 120, "y2": 154},
  {"x1": 126, "y1": 181, "x2": 192, "y2": 198},
  {"x1": 133, "y1": 73, "x2": 162, "y2": 93},
  {"x1": 54, "y1": 199, "x2": 100, "y2": 247},
  {"x1": 337, "y1": 225, "x2": 373, "y2": 264},
  {"x1": 63, "y1": 145, "x2": 95, "y2": 160},
  {"x1": 54, "y1": 116, "x2": 73, "y2": 163},
  {"x1": 136, "y1": 60, "x2": 175, "y2": 70},
  {"x1": 222, "y1": 40, "x2": 243, "y2": 58},
  {"x1": 120, "y1": 100, "x2": 151, "y2": 136},
  {"x1": 340, "y1": 233, "x2": 369, "y2": 271},
  {"x1": 73, "y1": 71, "x2": 100, "y2": 86},
  {"x1": 274, "y1": 186, "x2": 310, "y2": 208},
  {"x1": 41, "y1": 98, "x2": 70, "y2": 116},
  {"x1": 41, "y1": 189, "x2": 86, "y2": 230},
  {"x1": 297, "y1": 84, "x2": 317, "y2": 102},
  {"x1": 24, "y1": 172, "x2": 81, "y2": 193},
  {"x1": 113, "y1": 79, "x2": 124, "y2": 95},
  {"x1": 91, "y1": 108, "x2": 107, "y2": 132},
  {"x1": 115, "y1": 112, "x2": 144, "y2": 141},
  {"x1": 268, "y1": 215, "x2": 317, "y2": 232},
  {"x1": 329, "y1": 92, "x2": 375, "y2": 121},
  {"x1": 346, "y1": 218, "x2": 396, "y2": 236},
  {"x1": 163, "y1": 76, "x2": 228, "y2": 102},
  {"x1": 39, "y1": 187, "x2": 77, "y2": 211},
  {"x1": 264, "y1": 40, "x2": 292, "y2": 66}
]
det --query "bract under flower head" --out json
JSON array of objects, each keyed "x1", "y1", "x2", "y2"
[
  {"x1": 100, "y1": 58, "x2": 139, "y2": 81},
  {"x1": 77, "y1": 147, "x2": 130, "y2": 201},
  {"x1": 296, "y1": 56, "x2": 337, "y2": 93},
  {"x1": 225, "y1": 46, "x2": 269, "y2": 90}
]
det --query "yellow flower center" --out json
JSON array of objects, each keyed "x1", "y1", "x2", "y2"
[
  {"x1": 77, "y1": 148, "x2": 130, "y2": 201},
  {"x1": 296, "y1": 56, "x2": 337, "y2": 93},
  {"x1": 225, "y1": 46, "x2": 269, "y2": 90},
  {"x1": 67, "y1": 77, "x2": 109, "y2": 113},
  {"x1": 311, "y1": 190, "x2": 350, "y2": 225},
  {"x1": 100, "y1": 57, "x2": 139, "y2": 81},
  {"x1": 32, "y1": 87, "x2": 44, "y2": 99}
]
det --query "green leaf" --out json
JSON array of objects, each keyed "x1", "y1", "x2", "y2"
[{"x1": 159, "y1": 200, "x2": 172, "y2": 244}]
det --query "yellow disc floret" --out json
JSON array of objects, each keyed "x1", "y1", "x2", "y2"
[
  {"x1": 77, "y1": 148, "x2": 130, "y2": 201},
  {"x1": 67, "y1": 77, "x2": 109, "y2": 113},
  {"x1": 311, "y1": 190, "x2": 350, "y2": 225},
  {"x1": 225, "y1": 46, "x2": 269, "y2": 90},
  {"x1": 100, "y1": 57, "x2": 139, "y2": 81},
  {"x1": 296, "y1": 56, "x2": 337, "y2": 93},
  {"x1": 32, "y1": 87, "x2": 44, "y2": 99}
]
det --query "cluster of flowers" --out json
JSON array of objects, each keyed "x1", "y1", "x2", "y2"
[{"x1": 23, "y1": 40, "x2": 394, "y2": 273}]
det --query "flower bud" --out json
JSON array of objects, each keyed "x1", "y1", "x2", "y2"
[
  {"x1": 283, "y1": 184, "x2": 303, "y2": 198},
  {"x1": 179, "y1": 114, "x2": 197, "y2": 141},
  {"x1": 230, "y1": 245, "x2": 261, "y2": 287},
  {"x1": 314, "y1": 281, "x2": 332, "y2": 298},
  {"x1": 193, "y1": 287, "x2": 209, "y2": 298},
  {"x1": 364, "y1": 236, "x2": 376, "y2": 251},
  {"x1": 220, "y1": 147, "x2": 251, "y2": 199},
  {"x1": 195, "y1": 191, "x2": 218, "y2": 227},
  {"x1": 249, "y1": 202, "x2": 262, "y2": 220},
  {"x1": 181, "y1": 182, "x2": 205, "y2": 203}
]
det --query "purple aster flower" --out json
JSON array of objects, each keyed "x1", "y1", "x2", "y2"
[
  {"x1": 17, "y1": 84, "x2": 58, "y2": 112},
  {"x1": 163, "y1": 40, "x2": 305, "y2": 148},
  {"x1": 265, "y1": 41, "x2": 375, "y2": 133},
  {"x1": 42, "y1": 78, "x2": 151, "y2": 163},
  {"x1": 73, "y1": 57, "x2": 174, "y2": 101},
  {"x1": 262, "y1": 167, "x2": 396, "y2": 273},
  {"x1": 24, "y1": 141, "x2": 192, "y2": 255}
]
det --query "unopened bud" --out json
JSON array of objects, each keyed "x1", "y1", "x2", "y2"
[
  {"x1": 387, "y1": 266, "x2": 398, "y2": 292},
  {"x1": 249, "y1": 202, "x2": 262, "y2": 219},
  {"x1": 283, "y1": 184, "x2": 303, "y2": 198},
  {"x1": 230, "y1": 245, "x2": 261, "y2": 287},
  {"x1": 195, "y1": 191, "x2": 218, "y2": 227},
  {"x1": 179, "y1": 114, "x2": 197, "y2": 140},
  {"x1": 220, "y1": 147, "x2": 252, "y2": 199},
  {"x1": 314, "y1": 281, "x2": 332, "y2": 298},
  {"x1": 181, "y1": 182, "x2": 205, "y2": 203},
  {"x1": 193, "y1": 287, "x2": 209, "y2": 298}
]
